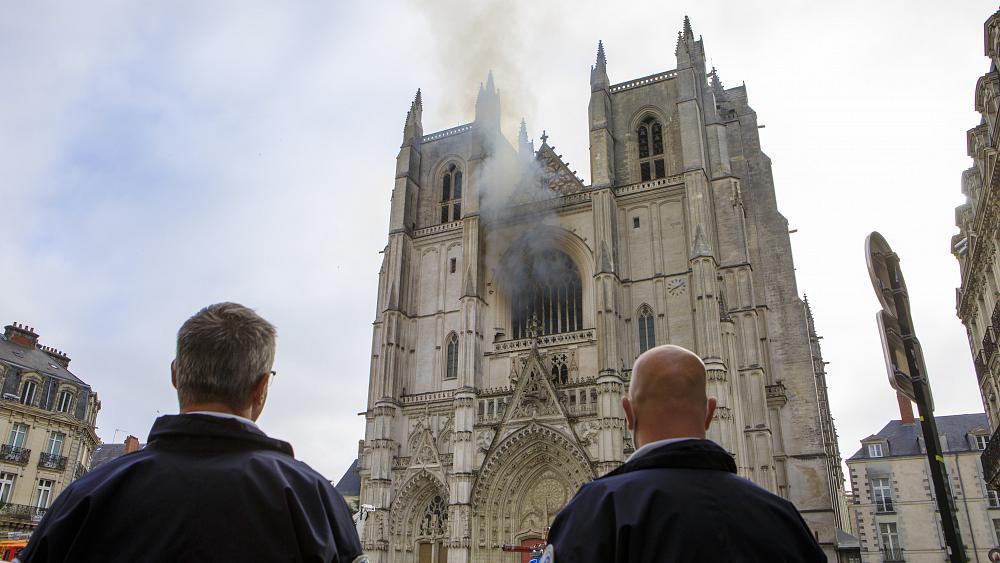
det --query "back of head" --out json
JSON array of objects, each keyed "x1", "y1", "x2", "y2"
[
  {"x1": 629, "y1": 344, "x2": 710, "y2": 442},
  {"x1": 174, "y1": 302, "x2": 276, "y2": 411}
]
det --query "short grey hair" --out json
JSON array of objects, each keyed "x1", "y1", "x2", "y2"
[{"x1": 174, "y1": 302, "x2": 276, "y2": 409}]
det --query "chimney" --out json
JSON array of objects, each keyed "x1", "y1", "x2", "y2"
[
  {"x1": 3, "y1": 322, "x2": 39, "y2": 349},
  {"x1": 124, "y1": 435, "x2": 140, "y2": 454},
  {"x1": 39, "y1": 345, "x2": 71, "y2": 368},
  {"x1": 896, "y1": 392, "x2": 915, "y2": 425}
]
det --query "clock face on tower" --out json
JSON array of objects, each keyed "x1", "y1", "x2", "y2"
[{"x1": 667, "y1": 278, "x2": 686, "y2": 296}]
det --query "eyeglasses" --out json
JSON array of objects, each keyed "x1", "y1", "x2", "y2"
[{"x1": 267, "y1": 370, "x2": 277, "y2": 386}]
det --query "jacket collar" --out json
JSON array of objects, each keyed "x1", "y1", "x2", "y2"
[
  {"x1": 601, "y1": 439, "x2": 736, "y2": 480},
  {"x1": 147, "y1": 414, "x2": 295, "y2": 457}
]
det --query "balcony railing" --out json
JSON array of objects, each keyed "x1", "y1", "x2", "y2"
[
  {"x1": 985, "y1": 328, "x2": 998, "y2": 362},
  {"x1": 0, "y1": 445, "x2": 30, "y2": 466},
  {"x1": 982, "y1": 426, "x2": 1000, "y2": 488},
  {"x1": 976, "y1": 350, "x2": 989, "y2": 382},
  {"x1": 0, "y1": 503, "x2": 46, "y2": 522},
  {"x1": 564, "y1": 403, "x2": 597, "y2": 417},
  {"x1": 38, "y1": 453, "x2": 67, "y2": 471},
  {"x1": 875, "y1": 499, "x2": 895, "y2": 513},
  {"x1": 881, "y1": 547, "x2": 904, "y2": 562},
  {"x1": 74, "y1": 462, "x2": 87, "y2": 480}
]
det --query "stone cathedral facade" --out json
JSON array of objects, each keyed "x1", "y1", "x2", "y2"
[{"x1": 358, "y1": 19, "x2": 846, "y2": 563}]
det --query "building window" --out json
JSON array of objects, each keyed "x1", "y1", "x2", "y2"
[
  {"x1": 638, "y1": 305, "x2": 656, "y2": 354},
  {"x1": 632, "y1": 217, "x2": 640, "y2": 229},
  {"x1": 449, "y1": 258, "x2": 457, "y2": 274},
  {"x1": 0, "y1": 472, "x2": 15, "y2": 503},
  {"x1": 440, "y1": 164, "x2": 463, "y2": 223},
  {"x1": 419, "y1": 495, "x2": 448, "y2": 538},
  {"x1": 550, "y1": 354, "x2": 569, "y2": 385},
  {"x1": 994, "y1": 518, "x2": 1000, "y2": 544},
  {"x1": 35, "y1": 479, "x2": 53, "y2": 509},
  {"x1": 20, "y1": 380, "x2": 37, "y2": 406},
  {"x1": 989, "y1": 488, "x2": 1000, "y2": 509},
  {"x1": 976, "y1": 434, "x2": 989, "y2": 450},
  {"x1": 7, "y1": 423, "x2": 27, "y2": 448},
  {"x1": 637, "y1": 116, "x2": 666, "y2": 182},
  {"x1": 872, "y1": 477, "x2": 894, "y2": 513},
  {"x1": 56, "y1": 391, "x2": 73, "y2": 414},
  {"x1": 867, "y1": 442, "x2": 884, "y2": 458},
  {"x1": 46, "y1": 432, "x2": 64, "y2": 457},
  {"x1": 508, "y1": 250, "x2": 583, "y2": 340},
  {"x1": 444, "y1": 333, "x2": 458, "y2": 380},
  {"x1": 879, "y1": 522, "x2": 902, "y2": 560}
]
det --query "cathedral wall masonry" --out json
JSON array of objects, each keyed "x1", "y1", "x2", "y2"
[{"x1": 358, "y1": 19, "x2": 847, "y2": 562}]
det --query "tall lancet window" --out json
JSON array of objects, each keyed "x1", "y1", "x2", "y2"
[
  {"x1": 440, "y1": 164, "x2": 463, "y2": 223},
  {"x1": 444, "y1": 333, "x2": 458, "y2": 380},
  {"x1": 507, "y1": 249, "x2": 584, "y2": 340},
  {"x1": 637, "y1": 305, "x2": 655, "y2": 354},
  {"x1": 637, "y1": 116, "x2": 666, "y2": 182}
]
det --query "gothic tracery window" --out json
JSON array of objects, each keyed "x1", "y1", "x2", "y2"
[
  {"x1": 440, "y1": 164, "x2": 463, "y2": 223},
  {"x1": 445, "y1": 333, "x2": 458, "y2": 380},
  {"x1": 419, "y1": 495, "x2": 448, "y2": 537},
  {"x1": 637, "y1": 305, "x2": 655, "y2": 354},
  {"x1": 637, "y1": 116, "x2": 665, "y2": 182},
  {"x1": 550, "y1": 354, "x2": 569, "y2": 385},
  {"x1": 508, "y1": 250, "x2": 584, "y2": 340}
]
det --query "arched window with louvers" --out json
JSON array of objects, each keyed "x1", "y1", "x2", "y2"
[
  {"x1": 440, "y1": 164, "x2": 463, "y2": 223},
  {"x1": 637, "y1": 116, "x2": 666, "y2": 182}
]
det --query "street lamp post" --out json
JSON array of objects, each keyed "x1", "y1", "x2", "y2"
[{"x1": 866, "y1": 232, "x2": 967, "y2": 563}]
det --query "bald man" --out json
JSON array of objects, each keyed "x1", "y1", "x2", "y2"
[{"x1": 543, "y1": 345, "x2": 825, "y2": 563}]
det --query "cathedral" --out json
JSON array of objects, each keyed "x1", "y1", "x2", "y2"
[{"x1": 357, "y1": 18, "x2": 847, "y2": 562}]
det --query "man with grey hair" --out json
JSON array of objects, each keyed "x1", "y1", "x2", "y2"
[
  {"x1": 544, "y1": 344, "x2": 825, "y2": 562},
  {"x1": 19, "y1": 303, "x2": 365, "y2": 562}
]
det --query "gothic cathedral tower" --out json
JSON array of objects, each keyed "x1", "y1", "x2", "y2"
[{"x1": 358, "y1": 19, "x2": 846, "y2": 563}]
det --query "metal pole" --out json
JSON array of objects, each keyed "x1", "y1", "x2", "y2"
[{"x1": 886, "y1": 254, "x2": 967, "y2": 563}]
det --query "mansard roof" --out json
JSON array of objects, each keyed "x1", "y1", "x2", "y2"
[
  {"x1": 0, "y1": 333, "x2": 87, "y2": 386},
  {"x1": 848, "y1": 413, "x2": 989, "y2": 460}
]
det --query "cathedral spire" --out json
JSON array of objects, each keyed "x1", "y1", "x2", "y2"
[
  {"x1": 590, "y1": 40, "x2": 609, "y2": 91},
  {"x1": 402, "y1": 88, "x2": 423, "y2": 146},
  {"x1": 518, "y1": 118, "x2": 534, "y2": 157},
  {"x1": 475, "y1": 71, "x2": 501, "y2": 132},
  {"x1": 675, "y1": 16, "x2": 704, "y2": 70}
]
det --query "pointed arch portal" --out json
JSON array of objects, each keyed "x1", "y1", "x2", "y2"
[
  {"x1": 389, "y1": 470, "x2": 450, "y2": 563},
  {"x1": 471, "y1": 424, "x2": 594, "y2": 563}
]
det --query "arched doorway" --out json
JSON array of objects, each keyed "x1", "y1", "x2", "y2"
[
  {"x1": 471, "y1": 423, "x2": 594, "y2": 563},
  {"x1": 389, "y1": 471, "x2": 450, "y2": 563}
]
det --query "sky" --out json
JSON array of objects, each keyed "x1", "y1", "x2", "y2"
[{"x1": 1, "y1": 1, "x2": 994, "y2": 484}]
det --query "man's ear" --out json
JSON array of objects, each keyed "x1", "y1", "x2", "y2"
[
  {"x1": 622, "y1": 396, "x2": 635, "y2": 433},
  {"x1": 252, "y1": 373, "x2": 269, "y2": 407},
  {"x1": 171, "y1": 361, "x2": 178, "y2": 390},
  {"x1": 705, "y1": 397, "x2": 718, "y2": 430}
]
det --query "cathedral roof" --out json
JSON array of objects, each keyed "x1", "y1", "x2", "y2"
[
  {"x1": 535, "y1": 140, "x2": 586, "y2": 196},
  {"x1": 335, "y1": 458, "x2": 361, "y2": 496}
]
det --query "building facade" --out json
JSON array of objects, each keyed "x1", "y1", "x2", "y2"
[
  {"x1": 847, "y1": 409, "x2": 999, "y2": 562},
  {"x1": 0, "y1": 323, "x2": 100, "y2": 531},
  {"x1": 358, "y1": 19, "x2": 847, "y2": 562},
  {"x1": 953, "y1": 7, "x2": 1000, "y2": 489}
]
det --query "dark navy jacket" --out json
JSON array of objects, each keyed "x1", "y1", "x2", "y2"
[
  {"x1": 547, "y1": 439, "x2": 826, "y2": 563},
  {"x1": 19, "y1": 414, "x2": 364, "y2": 563}
]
